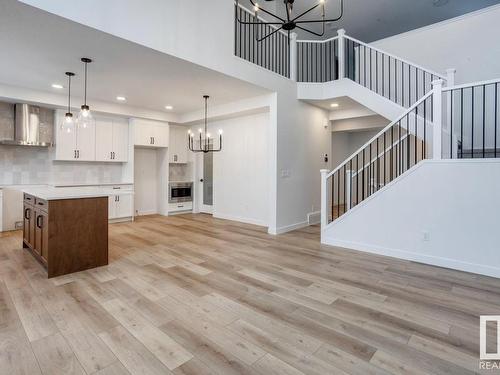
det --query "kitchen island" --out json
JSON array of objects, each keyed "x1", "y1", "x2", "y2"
[{"x1": 22, "y1": 187, "x2": 109, "y2": 278}]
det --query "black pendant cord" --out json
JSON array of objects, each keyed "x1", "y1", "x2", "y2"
[
  {"x1": 65, "y1": 72, "x2": 75, "y2": 117},
  {"x1": 80, "y1": 58, "x2": 92, "y2": 110},
  {"x1": 84, "y1": 61, "x2": 87, "y2": 106}
]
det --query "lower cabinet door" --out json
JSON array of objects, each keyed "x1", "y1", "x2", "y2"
[
  {"x1": 115, "y1": 194, "x2": 133, "y2": 218},
  {"x1": 23, "y1": 204, "x2": 35, "y2": 248},
  {"x1": 34, "y1": 210, "x2": 49, "y2": 262},
  {"x1": 108, "y1": 196, "x2": 116, "y2": 219}
]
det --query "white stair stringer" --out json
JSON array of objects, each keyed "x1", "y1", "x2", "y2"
[
  {"x1": 321, "y1": 159, "x2": 500, "y2": 278},
  {"x1": 298, "y1": 78, "x2": 406, "y2": 122}
]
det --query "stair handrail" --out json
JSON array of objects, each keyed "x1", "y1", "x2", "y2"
[
  {"x1": 326, "y1": 90, "x2": 433, "y2": 180},
  {"x1": 442, "y1": 77, "x2": 500, "y2": 92},
  {"x1": 343, "y1": 34, "x2": 447, "y2": 83}
]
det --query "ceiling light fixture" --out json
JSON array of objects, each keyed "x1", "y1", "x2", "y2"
[
  {"x1": 187, "y1": 95, "x2": 222, "y2": 153},
  {"x1": 165, "y1": 105, "x2": 173, "y2": 110},
  {"x1": 236, "y1": 0, "x2": 344, "y2": 42},
  {"x1": 116, "y1": 96, "x2": 126, "y2": 101},
  {"x1": 330, "y1": 103, "x2": 339, "y2": 108},
  {"x1": 52, "y1": 83, "x2": 64, "y2": 89},
  {"x1": 77, "y1": 57, "x2": 94, "y2": 129},
  {"x1": 61, "y1": 72, "x2": 75, "y2": 133}
]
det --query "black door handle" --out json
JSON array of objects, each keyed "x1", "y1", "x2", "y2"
[
  {"x1": 200, "y1": 179, "x2": 204, "y2": 182},
  {"x1": 36, "y1": 215, "x2": 43, "y2": 229}
]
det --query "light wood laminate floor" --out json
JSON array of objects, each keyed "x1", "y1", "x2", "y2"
[{"x1": 0, "y1": 214, "x2": 499, "y2": 375}]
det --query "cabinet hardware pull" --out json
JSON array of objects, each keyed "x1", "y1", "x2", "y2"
[
  {"x1": 24, "y1": 208, "x2": 30, "y2": 220},
  {"x1": 36, "y1": 215, "x2": 43, "y2": 229},
  {"x1": 74, "y1": 150, "x2": 77, "y2": 158}
]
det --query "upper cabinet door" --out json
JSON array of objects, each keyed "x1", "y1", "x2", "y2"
[
  {"x1": 95, "y1": 118, "x2": 113, "y2": 162},
  {"x1": 134, "y1": 122, "x2": 154, "y2": 147},
  {"x1": 176, "y1": 127, "x2": 188, "y2": 163},
  {"x1": 55, "y1": 112, "x2": 77, "y2": 160},
  {"x1": 112, "y1": 120, "x2": 129, "y2": 162},
  {"x1": 55, "y1": 124, "x2": 77, "y2": 160},
  {"x1": 153, "y1": 124, "x2": 169, "y2": 147},
  {"x1": 76, "y1": 121, "x2": 96, "y2": 161}
]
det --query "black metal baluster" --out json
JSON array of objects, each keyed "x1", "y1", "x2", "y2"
[
  {"x1": 395, "y1": 59, "x2": 398, "y2": 104},
  {"x1": 337, "y1": 168, "x2": 340, "y2": 219},
  {"x1": 407, "y1": 114, "x2": 410, "y2": 171},
  {"x1": 362, "y1": 149, "x2": 365, "y2": 200},
  {"x1": 376, "y1": 52, "x2": 379, "y2": 94},
  {"x1": 450, "y1": 91, "x2": 453, "y2": 158},
  {"x1": 369, "y1": 49, "x2": 372, "y2": 91},
  {"x1": 390, "y1": 126, "x2": 394, "y2": 181},
  {"x1": 483, "y1": 85, "x2": 486, "y2": 158},
  {"x1": 472, "y1": 87, "x2": 475, "y2": 158},
  {"x1": 349, "y1": 159, "x2": 353, "y2": 208},
  {"x1": 460, "y1": 89, "x2": 464, "y2": 158},
  {"x1": 415, "y1": 105, "x2": 418, "y2": 165},
  {"x1": 369, "y1": 143, "x2": 372, "y2": 196},
  {"x1": 424, "y1": 96, "x2": 427, "y2": 158},
  {"x1": 388, "y1": 57, "x2": 391, "y2": 101},
  {"x1": 382, "y1": 54, "x2": 385, "y2": 97},
  {"x1": 496, "y1": 83, "x2": 498, "y2": 158},
  {"x1": 343, "y1": 165, "x2": 346, "y2": 215},
  {"x1": 376, "y1": 136, "x2": 379, "y2": 191},
  {"x1": 356, "y1": 154, "x2": 359, "y2": 206}
]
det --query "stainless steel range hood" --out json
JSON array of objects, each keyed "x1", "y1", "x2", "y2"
[{"x1": 0, "y1": 103, "x2": 54, "y2": 147}]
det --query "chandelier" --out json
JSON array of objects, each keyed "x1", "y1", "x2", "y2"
[
  {"x1": 236, "y1": 0, "x2": 344, "y2": 42},
  {"x1": 188, "y1": 96, "x2": 223, "y2": 153}
]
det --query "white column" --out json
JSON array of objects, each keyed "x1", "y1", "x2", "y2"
[
  {"x1": 289, "y1": 32, "x2": 298, "y2": 81},
  {"x1": 320, "y1": 169, "x2": 329, "y2": 230},
  {"x1": 446, "y1": 68, "x2": 456, "y2": 87},
  {"x1": 345, "y1": 170, "x2": 353, "y2": 210},
  {"x1": 337, "y1": 29, "x2": 346, "y2": 79},
  {"x1": 432, "y1": 79, "x2": 443, "y2": 160}
]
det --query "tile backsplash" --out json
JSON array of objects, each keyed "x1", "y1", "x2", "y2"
[
  {"x1": 0, "y1": 146, "x2": 123, "y2": 186},
  {"x1": 169, "y1": 163, "x2": 192, "y2": 182}
]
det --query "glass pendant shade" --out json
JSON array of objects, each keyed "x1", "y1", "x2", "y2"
[
  {"x1": 61, "y1": 113, "x2": 74, "y2": 133},
  {"x1": 77, "y1": 105, "x2": 94, "y2": 129}
]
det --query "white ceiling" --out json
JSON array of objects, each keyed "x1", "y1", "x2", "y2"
[
  {"x1": 240, "y1": 0, "x2": 500, "y2": 41},
  {"x1": 0, "y1": 0, "x2": 269, "y2": 115}
]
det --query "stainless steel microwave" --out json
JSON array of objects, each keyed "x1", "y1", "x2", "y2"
[{"x1": 169, "y1": 182, "x2": 193, "y2": 203}]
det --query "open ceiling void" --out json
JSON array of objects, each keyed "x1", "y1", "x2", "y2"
[
  {"x1": 0, "y1": 0, "x2": 270, "y2": 117},
  {"x1": 239, "y1": 0, "x2": 500, "y2": 41}
]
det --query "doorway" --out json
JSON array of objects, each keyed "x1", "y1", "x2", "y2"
[{"x1": 198, "y1": 151, "x2": 214, "y2": 214}]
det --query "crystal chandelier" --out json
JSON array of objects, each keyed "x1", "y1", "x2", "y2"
[
  {"x1": 236, "y1": 0, "x2": 344, "y2": 41},
  {"x1": 188, "y1": 96, "x2": 223, "y2": 153}
]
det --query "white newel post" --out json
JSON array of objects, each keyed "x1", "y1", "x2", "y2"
[
  {"x1": 290, "y1": 32, "x2": 298, "y2": 81},
  {"x1": 337, "y1": 29, "x2": 346, "y2": 79},
  {"x1": 446, "y1": 68, "x2": 456, "y2": 87},
  {"x1": 320, "y1": 169, "x2": 329, "y2": 230},
  {"x1": 345, "y1": 170, "x2": 352, "y2": 210},
  {"x1": 432, "y1": 79, "x2": 443, "y2": 160}
]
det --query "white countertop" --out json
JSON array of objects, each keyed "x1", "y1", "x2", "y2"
[{"x1": 22, "y1": 187, "x2": 134, "y2": 201}]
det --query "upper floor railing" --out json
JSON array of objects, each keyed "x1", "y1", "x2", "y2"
[
  {"x1": 234, "y1": 4, "x2": 291, "y2": 78},
  {"x1": 234, "y1": 5, "x2": 451, "y2": 102}
]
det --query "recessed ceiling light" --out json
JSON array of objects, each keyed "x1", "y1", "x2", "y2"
[
  {"x1": 51, "y1": 84, "x2": 64, "y2": 89},
  {"x1": 330, "y1": 103, "x2": 339, "y2": 108},
  {"x1": 116, "y1": 96, "x2": 126, "y2": 101},
  {"x1": 165, "y1": 105, "x2": 173, "y2": 110}
]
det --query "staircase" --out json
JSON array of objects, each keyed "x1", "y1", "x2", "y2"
[{"x1": 235, "y1": 4, "x2": 500, "y2": 275}]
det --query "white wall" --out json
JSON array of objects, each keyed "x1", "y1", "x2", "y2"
[
  {"x1": 323, "y1": 159, "x2": 500, "y2": 278},
  {"x1": 204, "y1": 112, "x2": 270, "y2": 227},
  {"x1": 372, "y1": 5, "x2": 500, "y2": 84},
  {"x1": 331, "y1": 129, "x2": 381, "y2": 170},
  {"x1": 20, "y1": 0, "x2": 330, "y2": 234},
  {"x1": 133, "y1": 148, "x2": 158, "y2": 216}
]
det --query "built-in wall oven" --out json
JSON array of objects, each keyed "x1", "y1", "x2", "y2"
[{"x1": 169, "y1": 182, "x2": 193, "y2": 203}]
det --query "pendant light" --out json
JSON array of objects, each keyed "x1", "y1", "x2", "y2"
[
  {"x1": 61, "y1": 72, "x2": 76, "y2": 134},
  {"x1": 77, "y1": 57, "x2": 94, "y2": 129},
  {"x1": 187, "y1": 95, "x2": 223, "y2": 153}
]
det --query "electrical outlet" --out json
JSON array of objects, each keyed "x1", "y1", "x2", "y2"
[
  {"x1": 280, "y1": 169, "x2": 291, "y2": 178},
  {"x1": 422, "y1": 231, "x2": 430, "y2": 242}
]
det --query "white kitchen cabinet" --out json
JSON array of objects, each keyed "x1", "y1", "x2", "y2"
[
  {"x1": 133, "y1": 119, "x2": 169, "y2": 148},
  {"x1": 108, "y1": 193, "x2": 133, "y2": 219},
  {"x1": 95, "y1": 118, "x2": 129, "y2": 162},
  {"x1": 55, "y1": 111, "x2": 96, "y2": 161},
  {"x1": 169, "y1": 125, "x2": 188, "y2": 164}
]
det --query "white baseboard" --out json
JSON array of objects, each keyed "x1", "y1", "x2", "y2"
[
  {"x1": 322, "y1": 237, "x2": 500, "y2": 279},
  {"x1": 135, "y1": 209, "x2": 157, "y2": 216},
  {"x1": 307, "y1": 211, "x2": 321, "y2": 225},
  {"x1": 213, "y1": 213, "x2": 267, "y2": 228},
  {"x1": 271, "y1": 220, "x2": 309, "y2": 235}
]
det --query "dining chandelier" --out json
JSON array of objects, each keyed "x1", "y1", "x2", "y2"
[
  {"x1": 236, "y1": 0, "x2": 344, "y2": 42},
  {"x1": 187, "y1": 96, "x2": 223, "y2": 153}
]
